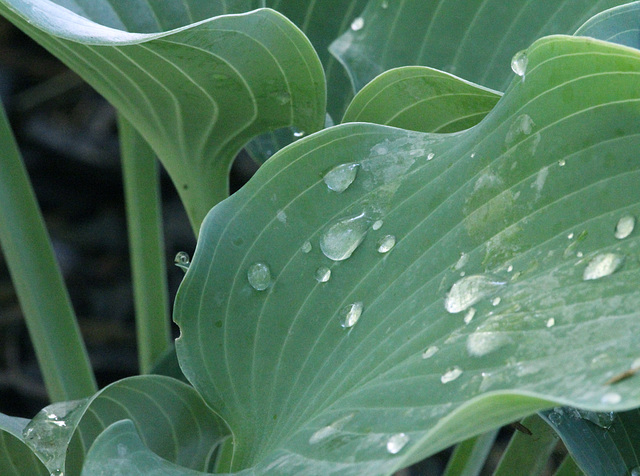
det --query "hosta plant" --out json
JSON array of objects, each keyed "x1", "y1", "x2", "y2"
[{"x1": 1, "y1": 0, "x2": 640, "y2": 475}]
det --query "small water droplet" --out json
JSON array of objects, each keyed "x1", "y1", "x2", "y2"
[
  {"x1": 340, "y1": 302, "x2": 363, "y2": 328},
  {"x1": 601, "y1": 392, "x2": 622, "y2": 405},
  {"x1": 558, "y1": 159, "x2": 566, "y2": 167},
  {"x1": 323, "y1": 163, "x2": 360, "y2": 193},
  {"x1": 174, "y1": 252, "x2": 190, "y2": 272},
  {"x1": 615, "y1": 215, "x2": 635, "y2": 240},
  {"x1": 464, "y1": 307, "x2": 476, "y2": 324},
  {"x1": 470, "y1": 152, "x2": 476, "y2": 158},
  {"x1": 492, "y1": 297, "x2": 501, "y2": 306},
  {"x1": 630, "y1": 466, "x2": 640, "y2": 476},
  {"x1": 320, "y1": 213, "x2": 370, "y2": 261},
  {"x1": 248, "y1": 262, "x2": 272, "y2": 291},
  {"x1": 274, "y1": 91, "x2": 291, "y2": 105},
  {"x1": 445, "y1": 275, "x2": 506, "y2": 313},
  {"x1": 422, "y1": 346, "x2": 438, "y2": 359},
  {"x1": 567, "y1": 233, "x2": 574, "y2": 240},
  {"x1": 576, "y1": 409, "x2": 615, "y2": 429},
  {"x1": 546, "y1": 317, "x2": 555, "y2": 328},
  {"x1": 583, "y1": 253, "x2": 624, "y2": 281},
  {"x1": 511, "y1": 50, "x2": 528, "y2": 78},
  {"x1": 441, "y1": 367, "x2": 463, "y2": 383},
  {"x1": 377, "y1": 235, "x2": 396, "y2": 253},
  {"x1": 372, "y1": 220, "x2": 384, "y2": 231},
  {"x1": 548, "y1": 409, "x2": 563, "y2": 426},
  {"x1": 577, "y1": 251, "x2": 584, "y2": 258},
  {"x1": 427, "y1": 152, "x2": 435, "y2": 161},
  {"x1": 351, "y1": 17, "x2": 364, "y2": 31},
  {"x1": 507, "y1": 265, "x2": 513, "y2": 272},
  {"x1": 381, "y1": 0, "x2": 389, "y2": 9},
  {"x1": 309, "y1": 414, "x2": 354, "y2": 445},
  {"x1": 293, "y1": 129, "x2": 305, "y2": 138},
  {"x1": 315, "y1": 266, "x2": 331, "y2": 283},
  {"x1": 386, "y1": 433, "x2": 409, "y2": 454},
  {"x1": 301, "y1": 241, "x2": 312, "y2": 253},
  {"x1": 276, "y1": 210, "x2": 287, "y2": 223},
  {"x1": 454, "y1": 252, "x2": 469, "y2": 270}
]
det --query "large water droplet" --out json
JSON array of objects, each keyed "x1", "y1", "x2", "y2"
[
  {"x1": 421, "y1": 345, "x2": 438, "y2": 359},
  {"x1": 630, "y1": 466, "x2": 640, "y2": 476},
  {"x1": 323, "y1": 163, "x2": 360, "y2": 193},
  {"x1": 377, "y1": 235, "x2": 396, "y2": 253},
  {"x1": 340, "y1": 302, "x2": 363, "y2": 328},
  {"x1": 583, "y1": 253, "x2": 624, "y2": 281},
  {"x1": 320, "y1": 213, "x2": 370, "y2": 261},
  {"x1": 615, "y1": 215, "x2": 635, "y2": 240},
  {"x1": 441, "y1": 367, "x2": 463, "y2": 383},
  {"x1": 248, "y1": 262, "x2": 272, "y2": 291},
  {"x1": 309, "y1": 414, "x2": 354, "y2": 445},
  {"x1": 22, "y1": 399, "x2": 87, "y2": 474},
  {"x1": 386, "y1": 433, "x2": 409, "y2": 454},
  {"x1": 601, "y1": 392, "x2": 622, "y2": 405},
  {"x1": 351, "y1": 17, "x2": 364, "y2": 31},
  {"x1": 511, "y1": 50, "x2": 528, "y2": 78},
  {"x1": 445, "y1": 275, "x2": 506, "y2": 313},
  {"x1": 301, "y1": 241, "x2": 312, "y2": 253},
  {"x1": 315, "y1": 266, "x2": 331, "y2": 283},
  {"x1": 174, "y1": 252, "x2": 190, "y2": 272}
]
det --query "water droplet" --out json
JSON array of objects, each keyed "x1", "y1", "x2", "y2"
[
  {"x1": 464, "y1": 307, "x2": 476, "y2": 324},
  {"x1": 441, "y1": 367, "x2": 463, "y2": 383},
  {"x1": 377, "y1": 235, "x2": 396, "y2": 253},
  {"x1": 320, "y1": 213, "x2": 370, "y2": 261},
  {"x1": 309, "y1": 414, "x2": 354, "y2": 445},
  {"x1": 583, "y1": 253, "x2": 624, "y2": 281},
  {"x1": 351, "y1": 17, "x2": 364, "y2": 31},
  {"x1": 315, "y1": 266, "x2": 331, "y2": 283},
  {"x1": 558, "y1": 159, "x2": 566, "y2": 167},
  {"x1": 293, "y1": 129, "x2": 305, "y2": 138},
  {"x1": 301, "y1": 241, "x2": 312, "y2": 253},
  {"x1": 323, "y1": 163, "x2": 360, "y2": 193},
  {"x1": 492, "y1": 297, "x2": 501, "y2": 306},
  {"x1": 372, "y1": 220, "x2": 384, "y2": 231},
  {"x1": 248, "y1": 262, "x2": 272, "y2": 291},
  {"x1": 576, "y1": 409, "x2": 615, "y2": 429},
  {"x1": 506, "y1": 265, "x2": 513, "y2": 273},
  {"x1": 445, "y1": 275, "x2": 506, "y2": 313},
  {"x1": 381, "y1": 0, "x2": 389, "y2": 9},
  {"x1": 386, "y1": 433, "x2": 409, "y2": 454},
  {"x1": 511, "y1": 50, "x2": 528, "y2": 78},
  {"x1": 421, "y1": 345, "x2": 439, "y2": 359},
  {"x1": 421, "y1": 346, "x2": 438, "y2": 359},
  {"x1": 276, "y1": 210, "x2": 287, "y2": 223},
  {"x1": 427, "y1": 152, "x2": 435, "y2": 161},
  {"x1": 601, "y1": 392, "x2": 622, "y2": 405},
  {"x1": 340, "y1": 302, "x2": 363, "y2": 328},
  {"x1": 567, "y1": 233, "x2": 574, "y2": 240},
  {"x1": 174, "y1": 252, "x2": 190, "y2": 272},
  {"x1": 467, "y1": 331, "x2": 510, "y2": 357},
  {"x1": 577, "y1": 251, "x2": 584, "y2": 258},
  {"x1": 454, "y1": 252, "x2": 469, "y2": 270},
  {"x1": 546, "y1": 318, "x2": 555, "y2": 328},
  {"x1": 615, "y1": 215, "x2": 635, "y2": 239},
  {"x1": 274, "y1": 91, "x2": 291, "y2": 105},
  {"x1": 630, "y1": 466, "x2": 640, "y2": 476},
  {"x1": 548, "y1": 409, "x2": 563, "y2": 426}
]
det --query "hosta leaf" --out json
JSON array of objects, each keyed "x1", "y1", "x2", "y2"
[
  {"x1": 329, "y1": 0, "x2": 631, "y2": 94},
  {"x1": 575, "y1": 1, "x2": 640, "y2": 50},
  {"x1": 342, "y1": 66, "x2": 501, "y2": 133},
  {"x1": 541, "y1": 407, "x2": 640, "y2": 476},
  {"x1": 0, "y1": 1, "x2": 325, "y2": 231},
  {"x1": 175, "y1": 35, "x2": 640, "y2": 474},
  {"x1": 0, "y1": 375, "x2": 227, "y2": 475},
  {"x1": 0, "y1": 415, "x2": 47, "y2": 475}
]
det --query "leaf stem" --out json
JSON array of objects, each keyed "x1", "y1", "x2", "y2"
[{"x1": 442, "y1": 429, "x2": 499, "y2": 476}]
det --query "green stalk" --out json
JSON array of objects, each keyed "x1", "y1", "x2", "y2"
[
  {"x1": 493, "y1": 414, "x2": 559, "y2": 476},
  {"x1": 118, "y1": 114, "x2": 171, "y2": 374},
  {"x1": 442, "y1": 430, "x2": 499, "y2": 476},
  {"x1": 0, "y1": 102, "x2": 96, "y2": 401}
]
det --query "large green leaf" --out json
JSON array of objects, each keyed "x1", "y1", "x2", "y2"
[
  {"x1": 342, "y1": 66, "x2": 501, "y2": 133},
  {"x1": 575, "y1": 1, "x2": 640, "y2": 49},
  {"x1": 0, "y1": 375, "x2": 227, "y2": 475},
  {"x1": 174, "y1": 34, "x2": 640, "y2": 474},
  {"x1": 0, "y1": 415, "x2": 47, "y2": 475},
  {"x1": 329, "y1": 0, "x2": 631, "y2": 94},
  {"x1": 0, "y1": 1, "x2": 326, "y2": 231}
]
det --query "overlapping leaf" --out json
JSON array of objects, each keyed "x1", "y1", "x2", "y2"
[
  {"x1": 0, "y1": 0, "x2": 326, "y2": 231},
  {"x1": 0, "y1": 376, "x2": 227, "y2": 475},
  {"x1": 575, "y1": 1, "x2": 640, "y2": 49},
  {"x1": 174, "y1": 35, "x2": 640, "y2": 474}
]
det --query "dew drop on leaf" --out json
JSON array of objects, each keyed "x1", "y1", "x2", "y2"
[
  {"x1": 174, "y1": 251, "x2": 190, "y2": 272},
  {"x1": 630, "y1": 467, "x2": 640, "y2": 476},
  {"x1": 614, "y1": 215, "x2": 635, "y2": 239},
  {"x1": 276, "y1": 210, "x2": 287, "y2": 223},
  {"x1": 323, "y1": 163, "x2": 359, "y2": 193},
  {"x1": 467, "y1": 331, "x2": 510, "y2": 357},
  {"x1": 308, "y1": 414, "x2": 354, "y2": 445},
  {"x1": 351, "y1": 17, "x2": 364, "y2": 31},
  {"x1": 445, "y1": 275, "x2": 506, "y2": 313},
  {"x1": 601, "y1": 392, "x2": 622, "y2": 405},
  {"x1": 381, "y1": 0, "x2": 389, "y2": 9},
  {"x1": 421, "y1": 346, "x2": 438, "y2": 359},
  {"x1": 301, "y1": 241, "x2": 312, "y2": 253},
  {"x1": 340, "y1": 302, "x2": 363, "y2": 328},
  {"x1": 247, "y1": 262, "x2": 272, "y2": 291},
  {"x1": 427, "y1": 152, "x2": 435, "y2": 161},
  {"x1": 315, "y1": 266, "x2": 331, "y2": 283},
  {"x1": 463, "y1": 307, "x2": 476, "y2": 324},
  {"x1": 372, "y1": 220, "x2": 384, "y2": 231},
  {"x1": 377, "y1": 235, "x2": 396, "y2": 253},
  {"x1": 583, "y1": 253, "x2": 624, "y2": 281},
  {"x1": 491, "y1": 297, "x2": 501, "y2": 306},
  {"x1": 441, "y1": 367, "x2": 463, "y2": 383},
  {"x1": 546, "y1": 318, "x2": 555, "y2": 328},
  {"x1": 386, "y1": 433, "x2": 409, "y2": 454},
  {"x1": 510, "y1": 50, "x2": 528, "y2": 78},
  {"x1": 320, "y1": 213, "x2": 370, "y2": 261},
  {"x1": 558, "y1": 159, "x2": 566, "y2": 167},
  {"x1": 292, "y1": 128, "x2": 305, "y2": 138}
]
